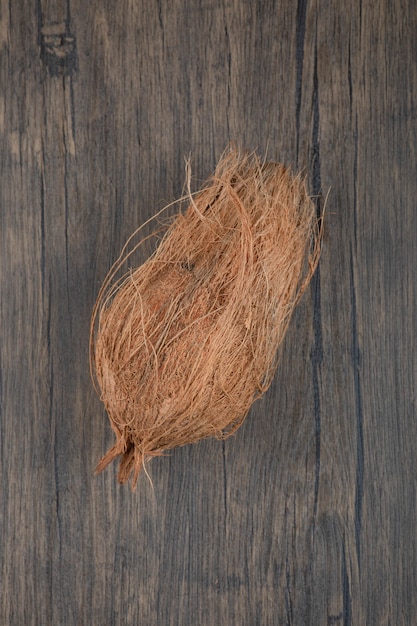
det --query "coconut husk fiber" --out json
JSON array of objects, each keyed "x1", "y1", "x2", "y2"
[{"x1": 90, "y1": 148, "x2": 322, "y2": 486}]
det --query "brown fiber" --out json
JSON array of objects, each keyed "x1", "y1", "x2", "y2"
[{"x1": 90, "y1": 148, "x2": 322, "y2": 486}]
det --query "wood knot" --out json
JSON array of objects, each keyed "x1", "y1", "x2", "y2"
[{"x1": 40, "y1": 23, "x2": 77, "y2": 77}]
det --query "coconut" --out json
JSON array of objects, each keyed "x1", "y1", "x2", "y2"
[{"x1": 90, "y1": 148, "x2": 322, "y2": 486}]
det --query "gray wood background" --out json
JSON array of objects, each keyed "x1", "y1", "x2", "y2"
[{"x1": 1, "y1": 1, "x2": 416, "y2": 624}]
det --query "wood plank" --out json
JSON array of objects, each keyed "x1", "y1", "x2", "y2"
[{"x1": 1, "y1": 1, "x2": 416, "y2": 624}]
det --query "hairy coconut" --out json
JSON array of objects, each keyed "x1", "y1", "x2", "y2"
[{"x1": 90, "y1": 148, "x2": 322, "y2": 486}]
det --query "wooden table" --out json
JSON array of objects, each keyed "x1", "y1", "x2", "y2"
[{"x1": 1, "y1": 1, "x2": 416, "y2": 624}]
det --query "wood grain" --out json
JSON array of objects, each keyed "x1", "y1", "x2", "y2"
[{"x1": 1, "y1": 1, "x2": 416, "y2": 624}]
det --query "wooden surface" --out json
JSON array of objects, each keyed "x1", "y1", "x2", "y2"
[{"x1": 1, "y1": 1, "x2": 416, "y2": 624}]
